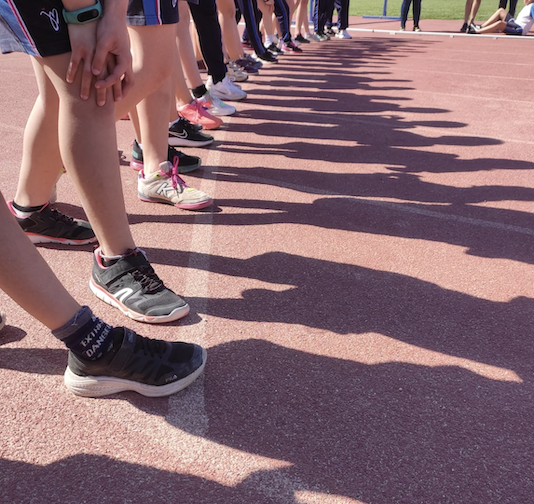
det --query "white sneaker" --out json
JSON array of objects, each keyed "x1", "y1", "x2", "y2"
[
  {"x1": 197, "y1": 91, "x2": 236, "y2": 116},
  {"x1": 206, "y1": 75, "x2": 247, "y2": 101},
  {"x1": 138, "y1": 161, "x2": 212, "y2": 210},
  {"x1": 227, "y1": 62, "x2": 249, "y2": 82},
  {"x1": 304, "y1": 32, "x2": 321, "y2": 42},
  {"x1": 336, "y1": 29, "x2": 352, "y2": 39}
]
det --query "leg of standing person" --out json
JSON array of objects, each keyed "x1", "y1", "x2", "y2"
[
  {"x1": 3, "y1": 0, "x2": 204, "y2": 323},
  {"x1": 400, "y1": 0, "x2": 412, "y2": 30},
  {"x1": 413, "y1": 0, "x2": 422, "y2": 30},
  {"x1": 234, "y1": 0, "x2": 278, "y2": 62},
  {"x1": 189, "y1": 0, "x2": 251, "y2": 97},
  {"x1": 273, "y1": 0, "x2": 302, "y2": 50},
  {"x1": 509, "y1": 0, "x2": 518, "y2": 16},
  {"x1": 335, "y1": 0, "x2": 351, "y2": 38},
  {"x1": 461, "y1": 0, "x2": 473, "y2": 31},
  {"x1": 176, "y1": 1, "x2": 237, "y2": 116},
  {"x1": 468, "y1": 0, "x2": 482, "y2": 25},
  {"x1": 294, "y1": 0, "x2": 313, "y2": 41}
]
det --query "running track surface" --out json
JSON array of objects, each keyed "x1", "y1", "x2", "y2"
[{"x1": 1, "y1": 18, "x2": 533, "y2": 504}]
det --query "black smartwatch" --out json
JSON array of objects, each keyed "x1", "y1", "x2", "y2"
[{"x1": 62, "y1": 0, "x2": 102, "y2": 24}]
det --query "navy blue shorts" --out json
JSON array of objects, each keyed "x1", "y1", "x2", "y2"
[
  {"x1": 0, "y1": 0, "x2": 178, "y2": 57},
  {"x1": 126, "y1": 0, "x2": 179, "y2": 26},
  {"x1": 0, "y1": 0, "x2": 71, "y2": 56}
]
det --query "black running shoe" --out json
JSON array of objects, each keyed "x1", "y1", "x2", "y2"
[
  {"x1": 130, "y1": 139, "x2": 201, "y2": 174},
  {"x1": 64, "y1": 327, "x2": 206, "y2": 397},
  {"x1": 255, "y1": 51, "x2": 278, "y2": 64},
  {"x1": 168, "y1": 118, "x2": 214, "y2": 147},
  {"x1": 89, "y1": 248, "x2": 190, "y2": 323},
  {"x1": 266, "y1": 43, "x2": 283, "y2": 54},
  {"x1": 8, "y1": 201, "x2": 96, "y2": 245},
  {"x1": 295, "y1": 34, "x2": 310, "y2": 44}
]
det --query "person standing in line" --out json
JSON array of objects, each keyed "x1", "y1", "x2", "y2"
[
  {"x1": 499, "y1": 0, "x2": 518, "y2": 16},
  {"x1": 400, "y1": 0, "x2": 422, "y2": 31},
  {"x1": 461, "y1": 0, "x2": 483, "y2": 32}
]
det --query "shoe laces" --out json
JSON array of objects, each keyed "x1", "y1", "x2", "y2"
[
  {"x1": 127, "y1": 249, "x2": 165, "y2": 294},
  {"x1": 48, "y1": 207, "x2": 75, "y2": 225},
  {"x1": 133, "y1": 332, "x2": 167, "y2": 358},
  {"x1": 168, "y1": 158, "x2": 188, "y2": 191}
]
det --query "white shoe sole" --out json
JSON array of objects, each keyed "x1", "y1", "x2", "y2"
[
  {"x1": 89, "y1": 279, "x2": 190, "y2": 324},
  {"x1": 64, "y1": 348, "x2": 207, "y2": 397}
]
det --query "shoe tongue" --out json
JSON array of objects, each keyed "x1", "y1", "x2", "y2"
[{"x1": 159, "y1": 161, "x2": 173, "y2": 174}]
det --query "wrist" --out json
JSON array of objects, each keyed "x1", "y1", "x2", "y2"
[{"x1": 63, "y1": 0, "x2": 102, "y2": 24}]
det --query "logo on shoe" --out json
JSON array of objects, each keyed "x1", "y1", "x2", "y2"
[
  {"x1": 170, "y1": 130, "x2": 188, "y2": 139},
  {"x1": 155, "y1": 183, "x2": 180, "y2": 198},
  {"x1": 40, "y1": 8, "x2": 61, "y2": 31}
]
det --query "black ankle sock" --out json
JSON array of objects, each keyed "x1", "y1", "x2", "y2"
[
  {"x1": 192, "y1": 84, "x2": 208, "y2": 98},
  {"x1": 12, "y1": 201, "x2": 47, "y2": 213},
  {"x1": 53, "y1": 306, "x2": 115, "y2": 361}
]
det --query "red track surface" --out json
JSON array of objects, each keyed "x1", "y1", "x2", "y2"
[{"x1": 1, "y1": 18, "x2": 534, "y2": 504}]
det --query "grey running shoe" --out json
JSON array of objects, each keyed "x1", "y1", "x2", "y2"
[
  {"x1": 8, "y1": 201, "x2": 96, "y2": 245},
  {"x1": 138, "y1": 161, "x2": 213, "y2": 210},
  {"x1": 89, "y1": 247, "x2": 190, "y2": 323},
  {"x1": 64, "y1": 327, "x2": 207, "y2": 397}
]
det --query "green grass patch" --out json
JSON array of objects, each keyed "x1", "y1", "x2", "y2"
[{"x1": 350, "y1": 0, "x2": 499, "y2": 21}]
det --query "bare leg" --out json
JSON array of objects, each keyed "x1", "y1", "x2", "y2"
[
  {"x1": 14, "y1": 59, "x2": 63, "y2": 208},
  {"x1": 176, "y1": 3, "x2": 205, "y2": 90},
  {"x1": 217, "y1": 0, "x2": 247, "y2": 61},
  {"x1": 464, "y1": 0, "x2": 473, "y2": 22},
  {"x1": 481, "y1": 7, "x2": 508, "y2": 26},
  {"x1": 116, "y1": 25, "x2": 177, "y2": 176},
  {"x1": 0, "y1": 190, "x2": 80, "y2": 329},
  {"x1": 36, "y1": 54, "x2": 136, "y2": 257},
  {"x1": 468, "y1": 0, "x2": 482, "y2": 24}
]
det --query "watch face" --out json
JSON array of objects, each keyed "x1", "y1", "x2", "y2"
[{"x1": 77, "y1": 8, "x2": 99, "y2": 22}]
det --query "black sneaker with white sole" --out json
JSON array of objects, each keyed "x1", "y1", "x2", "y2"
[
  {"x1": 168, "y1": 118, "x2": 214, "y2": 147},
  {"x1": 254, "y1": 51, "x2": 278, "y2": 64},
  {"x1": 89, "y1": 248, "x2": 190, "y2": 323},
  {"x1": 130, "y1": 139, "x2": 201, "y2": 174},
  {"x1": 8, "y1": 201, "x2": 96, "y2": 245},
  {"x1": 64, "y1": 326, "x2": 207, "y2": 397}
]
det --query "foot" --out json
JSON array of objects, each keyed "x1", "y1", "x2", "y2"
[
  {"x1": 280, "y1": 41, "x2": 303, "y2": 53},
  {"x1": 138, "y1": 160, "x2": 213, "y2": 210},
  {"x1": 64, "y1": 327, "x2": 207, "y2": 397},
  {"x1": 336, "y1": 29, "x2": 352, "y2": 39},
  {"x1": 304, "y1": 32, "x2": 320, "y2": 42},
  {"x1": 226, "y1": 62, "x2": 249, "y2": 82},
  {"x1": 168, "y1": 117, "x2": 214, "y2": 147},
  {"x1": 0, "y1": 310, "x2": 5, "y2": 332},
  {"x1": 295, "y1": 34, "x2": 310, "y2": 44},
  {"x1": 413, "y1": 26, "x2": 421, "y2": 32},
  {"x1": 178, "y1": 100, "x2": 223, "y2": 131},
  {"x1": 89, "y1": 247, "x2": 191, "y2": 323},
  {"x1": 460, "y1": 22, "x2": 468, "y2": 33},
  {"x1": 130, "y1": 139, "x2": 201, "y2": 174},
  {"x1": 207, "y1": 75, "x2": 247, "y2": 101},
  {"x1": 253, "y1": 51, "x2": 278, "y2": 64},
  {"x1": 8, "y1": 201, "x2": 96, "y2": 245},
  {"x1": 197, "y1": 91, "x2": 236, "y2": 117},
  {"x1": 234, "y1": 57, "x2": 261, "y2": 73}
]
